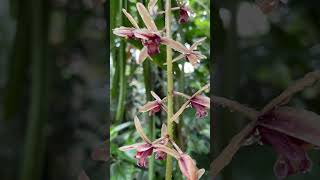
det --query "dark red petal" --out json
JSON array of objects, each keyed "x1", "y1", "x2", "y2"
[
  {"x1": 191, "y1": 101, "x2": 207, "y2": 118},
  {"x1": 179, "y1": 6, "x2": 189, "y2": 24},
  {"x1": 135, "y1": 148, "x2": 153, "y2": 168},
  {"x1": 258, "y1": 127, "x2": 306, "y2": 161}
]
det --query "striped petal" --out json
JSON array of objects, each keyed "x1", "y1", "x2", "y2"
[
  {"x1": 119, "y1": 142, "x2": 145, "y2": 151},
  {"x1": 134, "y1": 116, "x2": 152, "y2": 144},
  {"x1": 190, "y1": 37, "x2": 206, "y2": 50},
  {"x1": 136, "y1": 3, "x2": 158, "y2": 31},
  {"x1": 139, "y1": 101, "x2": 159, "y2": 112},
  {"x1": 151, "y1": 91, "x2": 162, "y2": 102},
  {"x1": 161, "y1": 37, "x2": 189, "y2": 53},
  {"x1": 122, "y1": 9, "x2": 139, "y2": 29},
  {"x1": 138, "y1": 47, "x2": 149, "y2": 64},
  {"x1": 191, "y1": 95, "x2": 210, "y2": 108}
]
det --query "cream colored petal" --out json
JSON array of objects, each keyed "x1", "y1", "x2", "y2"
[
  {"x1": 161, "y1": 123, "x2": 167, "y2": 137},
  {"x1": 192, "y1": 95, "x2": 210, "y2": 108},
  {"x1": 174, "y1": 91, "x2": 191, "y2": 99},
  {"x1": 161, "y1": 37, "x2": 189, "y2": 53},
  {"x1": 197, "y1": 169, "x2": 205, "y2": 179},
  {"x1": 138, "y1": 47, "x2": 148, "y2": 64},
  {"x1": 134, "y1": 116, "x2": 152, "y2": 144},
  {"x1": 148, "y1": 0, "x2": 158, "y2": 15},
  {"x1": 173, "y1": 54, "x2": 186, "y2": 63},
  {"x1": 151, "y1": 91, "x2": 162, "y2": 102},
  {"x1": 171, "y1": 100, "x2": 191, "y2": 123},
  {"x1": 152, "y1": 144, "x2": 180, "y2": 159},
  {"x1": 191, "y1": 84, "x2": 210, "y2": 98},
  {"x1": 187, "y1": 54, "x2": 199, "y2": 66},
  {"x1": 119, "y1": 142, "x2": 145, "y2": 151},
  {"x1": 122, "y1": 9, "x2": 139, "y2": 29},
  {"x1": 137, "y1": 3, "x2": 158, "y2": 31},
  {"x1": 190, "y1": 37, "x2": 206, "y2": 50},
  {"x1": 139, "y1": 101, "x2": 159, "y2": 112}
]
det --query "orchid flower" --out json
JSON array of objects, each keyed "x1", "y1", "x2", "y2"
[
  {"x1": 148, "y1": 0, "x2": 158, "y2": 17},
  {"x1": 139, "y1": 91, "x2": 168, "y2": 116},
  {"x1": 162, "y1": 37, "x2": 207, "y2": 66},
  {"x1": 154, "y1": 140, "x2": 205, "y2": 180},
  {"x1": 119, "y1": 116, "x2": 169, "y2": 167},
  {"x1": 178, "y1": 3, "x2": 192, "y2": 24},
  {"x1": 254, "y1": 106, "x2": 320, "y2": 179},
  {"x1": 171, "y1": 84, "x2": 210, "y2": 123},
  {"x1": 113, "y1": 3, "x2": 163, "y2": 64}
]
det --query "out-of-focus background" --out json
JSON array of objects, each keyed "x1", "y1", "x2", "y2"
[
  {"x1": 0, "y1": 0, "x2": 107, "y2": 180},
  {"x1": 213, "y1": 0, "x2": 320, "y2": 180},
  {"x1": 110, "y1": 0, "x2": 210, "y2": 179}
]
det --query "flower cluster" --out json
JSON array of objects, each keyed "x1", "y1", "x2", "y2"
[{"x1": 114, "y1": 1, "x2": 209, "y2": 180}]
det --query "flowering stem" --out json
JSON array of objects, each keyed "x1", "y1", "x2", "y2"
[{"x1": 165, "y1": 0, "x2": 174, "y2": 179}]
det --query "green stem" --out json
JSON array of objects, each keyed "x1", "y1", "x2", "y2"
[
  {"x1": 19, "y1": 0, "x2": 48, "y2": 179},
  {"x1": 165, "y1": 0, "x2": 174, "y2": 179},
  {"x1": 115, "y1": 0, "x2": 127, "y2": 122},
  {"x1": 143, "y1": 60, "x2": 155, "y2": 180}
]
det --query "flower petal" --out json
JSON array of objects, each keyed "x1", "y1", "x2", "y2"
[
  {"x1": 139, "y1": 101, "x2": 159, "y2": 112},
  {"x1": 161, "y1": 37, "x2": 189, "y2": 53},
  {"x1": 138, "y1": 47, "x2": 149, "y2": 64},
  {"x1": 136, "y1": 3, "x2": 158, "y2": 31},
  {"x1": 151, "y1": 91, "x2": 162, "y2": 102},
  {"x1": 134, "y1": 116, "x2": 152, "y2": 144},
  {"x1": 190, "y1": 37, "x2": 206, "y2": 50},
  {"x1": 148, "y1": 0, "x2": 158, "y2": 15},
  {"x1": 258, "y1": 126, "x2": 306, "y2": 161},
  {"x1": 152, "y1": 144, "x2": 180, "y2": 159},
  {"x1": 178, "y1": 154, "x2": 198, "y2": 180},
  {"x1": 113, "y1": 27, "x2": 135, "y2": 38},
  {"x1": 191, "y1": 84, "x2": 210, "y2": 98},
  {"x1": 191, "y1": 95, "x2": 210, "y2": 108},
  {"x1": 186, "y1": 54, "x2": 199, "y2": 66},
  {"x1": 161, "y1": 123, "x2": 167, "y2": 138},
  {"x1": 197, "y1": 169, "x2": 205, "y2": 179},
  {"x1": 119, "y1": 142, "x2": 145, "y2": 151},
  {"x1": 122, "y1": 9, "x2": 139, "y2": 29},
  {"x1": 171, "y1": 99, "x2": 191, "y2": 123},
  {"x1": 259, "y1": 107, "x2": 320, "y2": 147}
]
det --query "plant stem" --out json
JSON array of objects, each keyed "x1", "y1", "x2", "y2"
[
  {"x1": 19, "y1": 0, "x2": 48, "y2": 179},
  {"x1": 165, "y1": 0, "x2": 174, "y2": 179},
  {"x1": 143, "y1": 60, "x2": 155, "y2": 180}
]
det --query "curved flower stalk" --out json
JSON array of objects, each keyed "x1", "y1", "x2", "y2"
[
  {"x1": 210, "y1": 70, "x2": 320, "y2": 179},
  {"x1": 162, "y1": 37, "x2": 207, "y2": 66},
  {"x1": 119, "y1": 116, "x2": 169, "y2": 167},
  {"x1": 171, "y1": 84, "x2": 210, "y2": 123},
  {"x1": 154, "y1": 140, "x2": 205, "y2": 180},
  {"x1": 139, "y1": 91, "x2": 168, "y2": 116}
]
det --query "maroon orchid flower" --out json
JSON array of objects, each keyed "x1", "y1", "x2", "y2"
[
  {"x1": 171, "y1": 84, "x2": 210, "y2": 123},
  {"x1": 253, "y1": 106, "x2": 320, "y2": 179},
  {"x1": 190, "y1": 95, "x2": 210, "y2": 118},
  {"x1": 139, "y1": 91, "x2": 167, "y2": 116},
  {"x1": 179, "y1": 4, "x2": 191, "y2": 24},
  {"x1": 113, "y1": 3, "x2": 164, "y2": 64},
  {"x1": 119, "y1": 117, "x2": 169, "y2": 167}
]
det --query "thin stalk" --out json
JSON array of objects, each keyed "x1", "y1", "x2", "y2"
[
  {"x1": 115, "y1": 0, "x2": 127, "y2": 122},
  {"x1": 143, "y1": 60, "x2": 155, "y2": 180},
  {"x1": 165, "y1": 0, "x2": 174, "y2": 179},
  {"x1": 19, "y1": 0, "x2": 48, "y2": 179}
]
